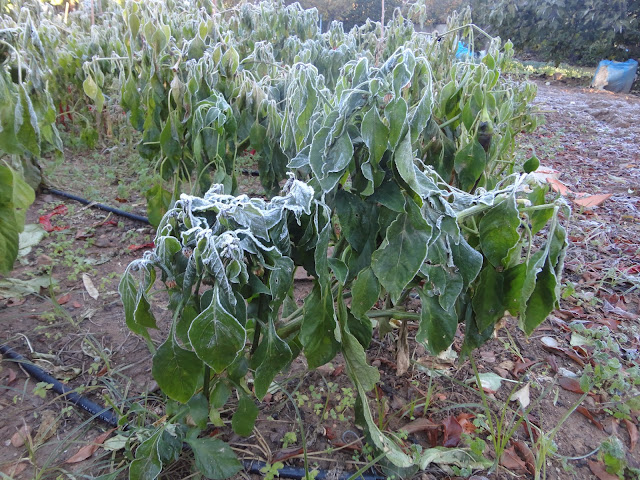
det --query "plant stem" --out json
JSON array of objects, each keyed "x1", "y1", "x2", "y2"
[{"x1": 203, "y1": 364, "x2": 211, "y2": 403}]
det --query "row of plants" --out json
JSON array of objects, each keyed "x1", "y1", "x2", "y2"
[
  {"x1": 107, "y1": 1, "x2": 568, "y2": 478},
  {"x1": 1, "y1": 0, "x2": 570, "y2": 477}
]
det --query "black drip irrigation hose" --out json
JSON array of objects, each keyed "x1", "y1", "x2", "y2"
[
  {"x1": 44, "y1": 188, "x2": 151, "y2": 225},
  {"x1": 0, "y1": 343, "x2": 119, "y2": 426},
  {"x1": 0, "y1": 342, "x2": 384, "y2": 479}
]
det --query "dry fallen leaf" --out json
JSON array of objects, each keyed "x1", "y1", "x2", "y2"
[
  {"x1": 34, "y1": 410, "x2": 59, "y2": 446},
  {"x1": 10, "y1": 424, "x2": 32, "y2": 448},
  {"x1": 57, "y1": 293, "x2": 71, "y2": 305},
  {"x1": 396, "y1": 321, "x2": 410, "y2": 376},
  {"x1": 6, "y1": 368, "x2": 17, "y2": 384},
  {"x1": 0, "y1": 460, "x2": 28, "y2": 477},
  {"x1": 513, "y1": 440, "x2": 535, "y2": 475},
  {"x1": 576, "y1": 406, "x2": 604, "y2": 431},
  {"x1": 547, "y1": 178, "x2": 572, "y2": 196},
  {"x1": 558, "y1": 376, "x2": 585, "y2": 394},
  {"x1": 500, "y1": 445, "x2": 529, "y2": 473},
  {"x1": 82, "y1": 274, "x2": 99, "y2": 300},
  {"x1": 442, "y1": 415, "x2": 462, "y2": 447},
  {"x1": 624, "y1": 419, "x2": 638, "y2": 451},
  {"x1": 588, "y1": 459, "x2": 619, "y2": 480},
  {"x1": 511, "y1": 383, "x2": 531, "y2": 410},
  {"x1": 573, "y1": 193, "x2": 612, "y2": 208},
  {"x1": 400, "y1": 417, "x2": 440, "y2": 435},
  {"x1": 65, "y1": 429, "x2": 115, "y2": 463}
]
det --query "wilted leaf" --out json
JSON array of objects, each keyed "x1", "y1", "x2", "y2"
[
  {"x1": 576, "y1": 406, "x2": 604, "y2": 431},
  {"x1": 65, "y1": 429, "x2": 115, "y2": 463},
  {"x1": 472, "y1": 372, "x2": 505, "y2": 394},
  {"x1": 82, "y1": 274, "x2": 99, "y2": 300},
  {"x1": 34, "y1": 410, "x2": 59, "y2": 446},
  {"x1": 573, "y1": 193, "x2": 612, "y2": 208},
  {"x1": 513, "y1": 440, "x2": 535, "y2": 475},
  {"x1": 57, "y1": 293, "x2": 71, "y2": 305},
  {"x1": 588, "y1": 460, "x2": 620, "y2": 480},
  {"x1": 499, "y1": 445, "x2": 528, "y2": 473},
  {"x1": 396, "y1": 321, "x2": 410, "y2": 376},
  {"x1": 400, "y1": 417, "x2": 440, "y2": 435},
  {"x1": 558, "y1": 376, "x2": 585, "y2": 394},
  {"x1": 442, "y1": 416, "x2": 462, "y2": 447},
  {"x1": 511, "y1": 383, "x2": 530, "y2": 409},
  {"x1": 624, "y1": 419, "x2": 638, "y2": 451},
  {"x1": 0, "y1": 460, "x2": 28, "y2": 477}
]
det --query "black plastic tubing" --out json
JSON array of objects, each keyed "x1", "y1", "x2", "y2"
[
  {"x1": 0, "y1": 343, "x2": 119, "y2": 426},
  {"x1": 44, "y1": 188, "x2": 151, "y2": 225}
]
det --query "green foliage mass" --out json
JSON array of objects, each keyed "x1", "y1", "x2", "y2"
[{"x1": 471, "y1": 0, "x2": 640, "y2": 65}]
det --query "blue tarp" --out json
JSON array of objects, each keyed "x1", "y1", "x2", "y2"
[{"x1": 591, "y1": 59, "x2": 638, "y2": 94}]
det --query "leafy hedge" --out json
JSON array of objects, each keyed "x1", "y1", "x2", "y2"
[{"x1": 471, "y1": 0, "x2": 640, "y2": 65}]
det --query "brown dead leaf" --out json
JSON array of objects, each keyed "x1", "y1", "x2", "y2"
[
  {"x1": 577, "y1": 406, "x2": 604, "y2": 431},
  {"x1": 513, "y1": 359, "x2": 538, "y2": 376},
  {"x1": 588, "y1": 460, "x2": 619, "y2": 480},
  {"x1": 72, "y1": 301, "x2": 82, "y2": 308},
  {"x1": 6, "y1": 297, "x2": 26, "y2": 307},
  {"x1": 624, "y1": 419, "x2": 638, "y2": 451},
  {"x1": 396, "y1": 321, "x2": 410, "y2": 376},
  {"x1": 547, "y1": 178, "x2": 572, "y2": 196},
  {"x1": 272, "y1": 446, "x2": 304, "y2": 462},
  {"x1": 558, "y1": 376, "x2": 585, "y2": 394},
  {"x1": 442, "y1": 415, "x2": 462, "y2": 447},
  {"x1": 57, "y1": 293, "x2": 71, "y2": 305},
  {"x1": 10, "y1": 424, "x2": 32, "y2": 447},
  {"x1": 0, "y1": 460, "x2": 28, "y2": 477},
  {"x1": 456, "y1": 413, "x2": 476, "y2": 434},
  {"x1": 65, "y1": 429, "x2": 115, "y2": 463},
  {"x1": 34, "y1": 410, "x2": 59, "y2": 446},
  {"x1": 400, "y1": 417, "x2": 440, "y2": 435},
  {"x1": 500, "y1": 445, "x2": 529, "y2": 473},
  {"x1": 573, "y1": 193, "x2": 612, "y2": 208},
  {"x1": 513, "y1": 441, "x2": 535, "y2": 475}
]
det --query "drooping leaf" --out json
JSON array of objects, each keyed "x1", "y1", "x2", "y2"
[
  {"x1": 454, "y1": 140, "x2": 486, "y2": 192},
  {"x1": 478, "y1": 195, "x2": 521, "y2": 268},
  {"x1": 371, "y1": 199, "x2": 431, "y2": 303},
  {"x1": 152, "y1": 333, "x2": 203, "y2": 403},
  {"x1": 350, "y1": 267, "x2": 380, "y2": 319},
  {"x1": 146, "y1": 184, "x2": 172, "y2": 228},
  {"x1": 251, "y1": 320, "x2": 292, "y2": 399},
  {"x1": 186, "y1": 437, "x2": 242, "y2": 479},
  {"x1": 231, "y1": 395, "x2": 259, "y2": 436},
  {"x1": 300, "y1": 283, "x2": 339, "y2": 369},
  {"x1": 189, "y1": 288, "x2": 246, "y2": 373},
  {"x1": 472, "y1": 264, "x2": 505, "y2": 332},
  {"x1": 417, "y1": 288, "x2": 458, "y2": 354}
]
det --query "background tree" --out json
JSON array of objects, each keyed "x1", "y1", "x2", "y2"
[{"x1": 470, "y1": 0, "x2": 640, "y2": 65}]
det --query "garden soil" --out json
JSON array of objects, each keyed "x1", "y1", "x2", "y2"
[{"x1": 1, "y1": 81, "x2": 639, "y2": 480}]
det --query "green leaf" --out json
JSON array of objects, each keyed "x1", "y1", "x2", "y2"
[
  {"x1": 145, "y1": 184, "x2": 172, "y2": 228},
  {"x1": 522, "y1": 258, "x2": 557, "y2": 334},
  {"x1": 152, "y1": 333, "x2": 202, "y2": 403},
  {"x1": 210, "y1": 380, "x2": 231, "y2": 409},
  {"x1": 478, "y1": 195, "x2": 520, "y2": 268},
  {"x1": 130, "y1": 431, "x2": 162, "y2": 480},
  {"x1": 189, "y1": 288, "x2": 246, "y2": 373},
  {"x1": 350, "y1": 267, "x2": 380, "y2": 319},
  {"x1": 186, "y1": 437, "x2": 242, "y2": 479},
  {"x1": 385, "y1": 98, "x2": 408, "y2": 149},
  {"x1": 14, "y1": 85, "x2": 40, "y2": 157},
  {"x1": 222, "y1": 46, "x2": 240, "y2": 76},
  {"x1": 0, "y1": 163, "x2": 35, "y2": 274},
  {"x1": 528, "y1": 186, "x2": 554, "y2": 235},
  {"x1": 335, "y1": 190, "x2": 377, "y2": 253},
  {"x1": 134, "y1": 292, "x2": 158, "y2": 329},
  {"x1": 417, "y1": 289, "x2": 458, "y2": 354},
  {"x1": 472, "y1": 265, "x2": 505, "y2": 332},
  {"x1": 300, "y1": 283, "x2": 339, "y2": 369},
  {"x1": 328, "y1": 258, "x2": 348, "y2": 285},
  {"x1": 187, "y1": 394, "x2": 209, "y2": 429},
  {"x1": 231, "y1": 395, "x2": 259, "y2": 436},
  {"x1": 251, "y1": 320, "x2": 292, "y2": 400},
  {"x1": 118, "y1": 269, "x2": 151, "y2": 340},
  {"x1": 454, "y1": 140, "x2": 486, "y2": 192},
  {"x1": 523, "y1": 155, "x2": 540, "y2": 173},
  {"x1": 342, "y1": 330, "x2": 379, "y2": 391},
  {"x1": 371, "y1": 199, "x2": 432, "y2": 303}
]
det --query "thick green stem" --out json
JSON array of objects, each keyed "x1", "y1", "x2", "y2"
[{"x1": 203, "y1": 364, "x2": 211, "y2": 403}]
